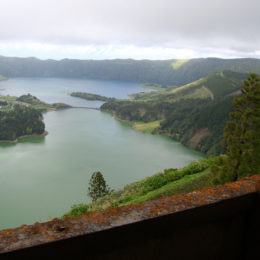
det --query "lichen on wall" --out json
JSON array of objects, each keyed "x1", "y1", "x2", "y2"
[{"x1": 0, "y1": 175, "x2": 259, "y2": 254}]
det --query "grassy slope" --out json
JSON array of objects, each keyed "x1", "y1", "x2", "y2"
[
  {"x1": 171, "y1": 59, "x2": 190, "y2": 70},
  {"x1": 132, "y1": 120, "x2": 161, "y2": 133},
  {"x1": 0, "y1": 96, "x2": 19, "y2": 112},
  {"x1": 133, "y1": 71, "x2": 246, "y2": 102},
  {"x1": 141, "y1": 85, "x2": 166, "y2": 91},
  {"x1": 131, "y1": 77, "x2": 207, "y2": 102},
  {"x1": 183, "y1": 86, "x2": 213, "y2": 100},
  {"x1": 124, "y1": 168, "x2": 214, "y2": 205},
  {"x1": 63, "y1": 158, "x2": 216, "y2": 217}
]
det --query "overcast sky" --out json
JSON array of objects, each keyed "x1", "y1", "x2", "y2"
[{"x1": 0, "y1": 0, "x2": 259, "y2": 60}]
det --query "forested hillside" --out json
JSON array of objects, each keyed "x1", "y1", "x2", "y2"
[
  {"x1": 0, "y1": 94, "x2": 70, "y2": 141},
  {"x1": 101, "y1": 71, "x2": 247, "y2": 155},
  {"x1": 0, "y1": 55, "x2": 260, "y2": 86},
  {"x1": 0, "y1": 106, "x2": 45, "y2": 141}
]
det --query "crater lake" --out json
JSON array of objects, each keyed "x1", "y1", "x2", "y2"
[{"x1": 0, "y1": 78, "x2": 203, "y2": 229}]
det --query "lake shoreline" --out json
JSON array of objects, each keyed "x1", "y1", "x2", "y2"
[
  {"x1": 0, "y1": 131, "x2": 48, "y2": 143},
  {"x1": 105, "y1": 110, "x2": 206, "y2": 154},
  {"x1": 0, "y1": 78, "x2": 204, "y2": 230}
]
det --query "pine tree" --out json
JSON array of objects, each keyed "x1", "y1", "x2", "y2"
[
  {"x1": 212, "y1": 73, "x2": 260, "y2": 184},
  {"x1": 87, "y1": 171, "x2": 112, "y2": 201}
]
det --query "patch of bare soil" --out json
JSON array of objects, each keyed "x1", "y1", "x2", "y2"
[
  {"x1": 188, "y1": 128, "x2": 212, "y2": 148},
  {"x1": 226, "y1": 89, "x2": 241, "y2": 97},
  {"x1": 138, "y1": 108, "x2": 146, "y2": 117}
]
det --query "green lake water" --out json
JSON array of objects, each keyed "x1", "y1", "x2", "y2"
[{"x1": 0, "y1": 78, "x2": 203, "y2": 229}]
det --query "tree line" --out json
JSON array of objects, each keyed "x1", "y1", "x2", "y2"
[{"x1": 0, "y1": 105, "x2": 45, "y2": 140}]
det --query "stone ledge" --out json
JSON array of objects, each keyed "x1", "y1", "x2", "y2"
[{"x1": 0, "y1": 174, "x2": 259, "y2": 254}]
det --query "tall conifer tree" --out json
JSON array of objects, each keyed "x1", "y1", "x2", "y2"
[
  {"x1": 87, "y1": 171, "x2": 112, "y2": 201},
  {"x1": 212, "y1": 73, "x2": 260, "y2": 184}
]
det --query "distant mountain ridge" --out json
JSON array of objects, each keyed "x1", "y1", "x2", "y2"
[{"x1": 0, "y1": 55, "x2": 260, "y2": 86}]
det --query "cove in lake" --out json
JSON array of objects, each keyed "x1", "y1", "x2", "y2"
[{"x1": 0, "y1": 78, "x2": 204, "y2": 229}]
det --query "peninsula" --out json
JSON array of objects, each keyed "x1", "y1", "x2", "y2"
[
  {"x1": 0, "y1": 94, "x2": 70, "y2": 142},
  {"x1": 70, "y1": 92, "x2": 113, "y2": 101}
]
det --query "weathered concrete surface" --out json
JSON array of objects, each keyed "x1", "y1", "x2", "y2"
[{"x1": 0, "y1": 175, "x2": 259, "y2": 256}]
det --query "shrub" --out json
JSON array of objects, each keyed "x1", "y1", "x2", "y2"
[{"x1": 65, "y1": 204, "x2": 89, "y2": 217}]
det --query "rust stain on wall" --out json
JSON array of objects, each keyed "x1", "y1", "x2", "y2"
[{"x1": 0, "y1": 175, "x2": 259, "y2": 254}]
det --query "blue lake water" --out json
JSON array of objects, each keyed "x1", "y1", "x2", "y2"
[{"x1": 0, "y1": 77, "x2": 149, "y2": 107}]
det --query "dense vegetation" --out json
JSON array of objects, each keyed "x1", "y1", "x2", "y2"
[
  {"x1": 0, "y1": 105, "x2": 45, "y2": 141},
  {"x1": 0, "y1": 94, "x2": 70, "y2": 141},
  {"x1": 64, "y1": 157, "x2": 216, "y2": 217},
  {"x1": 71, "y1": 92, "x2": 113, "y2": 101},
  {"x1": 16, "y1": 94, "x2": 71, "y2": 112},
  {"x1": 0, "y1": 55, "x2": 260, "y2": 86},
  {"x1": 52, "y1": 103, "x2": 72, "y2": 109},
  {"x1": 101, "y1": 71, "x2": 246, "y2": 155},
  {"x1": 212, "y1": 73, "x2": 260, "y2": 184}
]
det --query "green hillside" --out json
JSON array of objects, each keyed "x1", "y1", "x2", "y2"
[
  {"x1": 64, "y1": 157, "x2": 216, "y2": 217},
  {"x1": 132, "y1": 70, "x2": 247, "y2": 102},
  {"x1": 0, "y1": 55, "x2": 259, "y2": 86},
  {"x1": 0, "y1": 94, "x2": 70, "y2": 141},
  {"x1": 101, "y1": 71, "x2": 246, "y2": 155},
  {"x1": 0, "y1": 105, "x2": 45, "y2": 141}
]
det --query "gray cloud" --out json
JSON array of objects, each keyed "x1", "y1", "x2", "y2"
[{"x1": 0, "y1": 0, "x2": 259, "y2": 58}]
